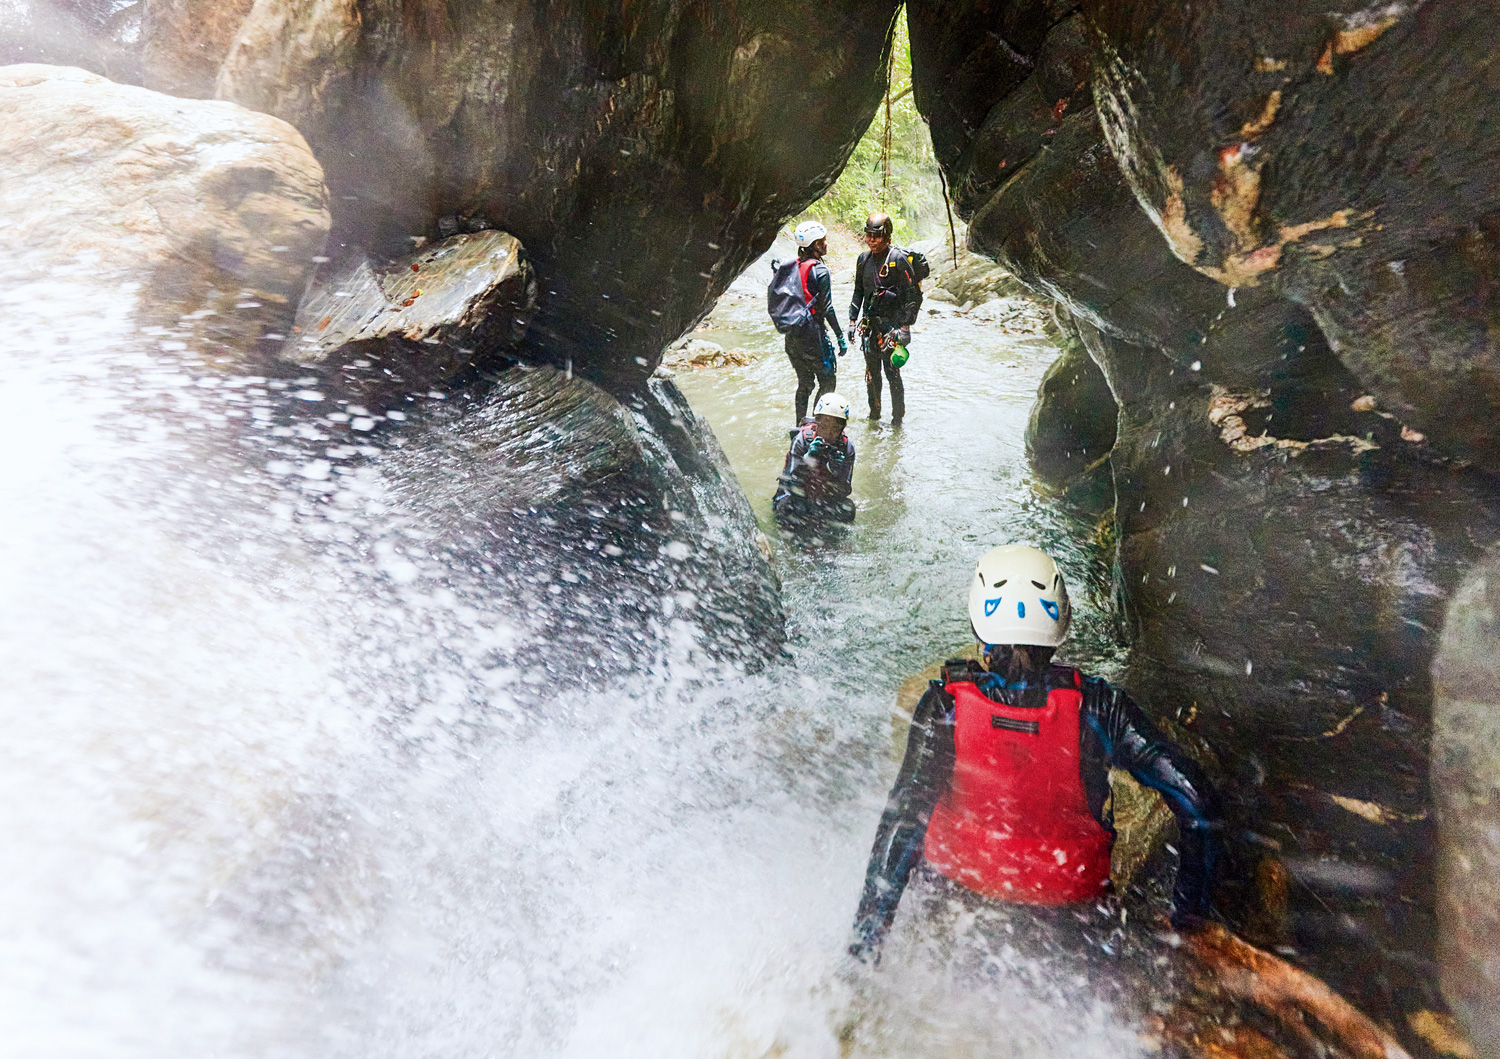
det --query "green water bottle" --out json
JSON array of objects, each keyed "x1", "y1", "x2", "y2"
[{"x1": 890, "y1": 343, "x2": 910, "y2": 368}]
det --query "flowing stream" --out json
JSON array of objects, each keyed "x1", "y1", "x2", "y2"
[{"x1": 1, "y1": 258, "x2": 1163, "y2": 1059}]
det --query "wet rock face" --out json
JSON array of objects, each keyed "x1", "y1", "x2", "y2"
[
  {"x1": 386, "y1": 368, "x2": 785, "y2": 667},
  {"x1": 1087, "y1": 0, "x2": 1500, "y2": 471},
  {"x1": 194, "y1": 0, "x2": 898, "y2": 390},
  {"x1": 1024, "y1": 313, "x2": 1115, "y2": 504},
  {"x1": 0, "y1": 64, "x2": 329, "y2": 356},
  {"x1": 1433, "y1": 558, "x2": 1500, "y2": 1056},
  {"x1": 287, "y1": 231, "x2": 537, "y2": 399},
  {"x1": 1083, "y1": 314, "x2": 1500, "y2": 1015},
  {"x1": 908, "y1": 0, "x2": 1500, "y2": 1020}
]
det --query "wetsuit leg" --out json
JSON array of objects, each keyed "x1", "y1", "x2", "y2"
[
  {"x1": 786, "y1": 329, "x2": 819, "y2": 422},
  {"x1": 884, "y1": 351, "x2": 905, "y2": 423},
  {"x1": 862, "y1": 333, "x2": 883, "y2": 418}
]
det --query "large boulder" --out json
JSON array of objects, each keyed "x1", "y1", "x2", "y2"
[
  {"x1": 387, "y1": 367, "x2": 783, "y2": 666},
  {"x1": 1433, "y1": 554, "x2": 1500, "y2": 1057},
  {"x1": 189, "y1": 0, "x2": 900, "y2": 389},
  {"x1": 286, "y1": 229, "x2": 537, "y2": 399},
  {"x1": 0, "y1": 63, "x2": 328, "y2": 361}
]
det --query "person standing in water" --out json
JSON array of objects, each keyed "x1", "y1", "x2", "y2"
[
  {"x1": 849, "y1": 212, "x2": 923, "y2": 425},
  {"x1": 772, "y1": 220, "x2": 847, "y2": 424},
  {"x1": 772, "y1": 392, "x2": 856, "y2": 527},
  {"x1": 848, "y1": 544, "x2": 1223, "y2": 963}
]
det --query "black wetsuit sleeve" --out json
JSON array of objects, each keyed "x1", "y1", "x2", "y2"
[
  {"x1": 810, "y1": 262, "x2": 843, "y2": 340},
  {"x1": 850, "y1": 682, "x2": 955, "y2": 961},
  {"x1": 819, "y1": 441, "x2": 853, "y2": 501},
  {"x1": 850, "y1": 251, "x2": 868, "y2": 325},
  {"x1": 1080, "y1": 676, "x2": 1224, "y2": 921},
  {"x1": 772, "y1": 431, "x2": 809, "y2": 504}
]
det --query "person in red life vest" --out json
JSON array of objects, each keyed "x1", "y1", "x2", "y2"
[
  {"x1": 781, "y1": 221, "x2": 848, "y2": 423},
  {"x1": 848, "y1": 544, "x2": 1222, "y2": 963},
  {"x1": 772, "y1": 392, "x2": 856, "y2": 527}
]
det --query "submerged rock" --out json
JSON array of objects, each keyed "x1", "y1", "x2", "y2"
[
  {"x1": 388, "y1": 366, "x2": 784, "y2": 666},
  {"x1": 285, "y1": 231, "x2": 536, "y2": 398},
  {"x1": 0, "y1": 63, "x2": 328, "y2": 360}
]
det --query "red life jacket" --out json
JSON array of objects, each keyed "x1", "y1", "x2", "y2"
[
  {"x1": 797, "y1": 259, "x2": 819, "y2": 316},
  {"x1": 923, "y1": 674, "x2": 1113, "y2": 905}
]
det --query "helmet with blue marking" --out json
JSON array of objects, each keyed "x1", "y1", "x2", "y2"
[{"x1": 967, "y1": 544, "x2": 1071, "y2": 647}]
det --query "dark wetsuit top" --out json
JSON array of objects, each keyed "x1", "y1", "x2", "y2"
[
  {"x1": 849, "y1": 247, "x2": 922, "y2": 330},
  {"x1": 772, "y1": 421, "x2": 856, "y2": 521},
  {"x1": 851, "y1": 660, "x2": 1223, "y2": 957},
  {"x1": 801, "y1": 258, "x2": 845, "y2": 344}
]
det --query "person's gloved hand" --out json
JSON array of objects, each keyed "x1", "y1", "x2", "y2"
[
  {"x1": 806, "y1": 436, "x2": 828, "y2": 458},
  {"x1": 836, "y1": 334, "x2": 847, "y2": 357},
  {"x1": 889, "y1": 327, "x2": 912, "y2": 347},
  {"x1": 847, "y1": 918, "x2": 883, "y2": 967}
]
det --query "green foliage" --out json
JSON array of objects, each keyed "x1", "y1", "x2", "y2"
[{"x1": 799, "y1": 11, "x2": 945, "y2": 243}]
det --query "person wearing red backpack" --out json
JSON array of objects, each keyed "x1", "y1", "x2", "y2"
[
  {"x1": 848, "y1": 544, "x2": 1223, "y2": 964},
  {"x1": 778, "y1": 221, "x2": 847, "y2": 423}
]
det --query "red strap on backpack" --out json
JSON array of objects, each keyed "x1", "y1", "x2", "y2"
[{"x1": 797, "y1": 259, "x2": 819, "y2": 314}]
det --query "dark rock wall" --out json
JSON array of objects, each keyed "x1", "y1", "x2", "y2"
[
  {"x1": 203, "y1": 0, "x2": 899, "y2": 391},
  {"x1": 910, "y1": 0, "x2": 1500, "y2": 1034}
]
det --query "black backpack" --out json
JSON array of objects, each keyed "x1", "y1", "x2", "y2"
[
  {"x1": 897, "y1": 246, "x2": 930, "y2": 282},
  {"x1": 767, "y1": 258, "x2": 818, "y2": 333}
]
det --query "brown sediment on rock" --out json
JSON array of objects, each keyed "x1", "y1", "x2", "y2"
[
  {"x1": 1186, "y1": 924, "x2": 1414, "y2": 1059},
  {"x1": 1160, "y1": 165, "x2": 1207, "y2": 266},
  {"x1": 1239, "y1": 91, "x2": 1282, "y2": 139},
  {"x1": 1207, "y1": 387, "x2": 1379, "y2": 454},
  {"x1": 1201, "y1": 209, "x2": 1365, "y2": 287}
]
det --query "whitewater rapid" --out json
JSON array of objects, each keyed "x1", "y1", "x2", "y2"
[{"x1": 0, "y1": 263, "x2": 1144, "y2": 1058}]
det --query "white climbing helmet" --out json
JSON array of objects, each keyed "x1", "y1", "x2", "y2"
[
  {"x1": 813, "y1": 392, "x2": 851, "y2": 420},
  {"x1": 967, "y1": 544, "x2": 1072, "y2": 647},
  {"x1": 794, "y1": 220, "x2": 828, "y2": 248}
]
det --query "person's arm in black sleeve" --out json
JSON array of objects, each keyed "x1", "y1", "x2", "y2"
[
  {"x1": 810, "y1": 262, "x2": 844, "y2": 346},
  {"x1": 850, "y1": 681, "x2": 955, "y2": 962},
  {"x1": 1081, "y1": 676, "x2": 1224, "y2": 926},
  {"x1": 772, "y1": 431, "x2": 809, "y2": 505},
  {"x1": 849, "y1": 251, "x2": 867, "y2": 328}
]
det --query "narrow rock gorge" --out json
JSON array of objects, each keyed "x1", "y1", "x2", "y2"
[
  {"x1": 908, "y1": 0, "x2": 1500, "y2": 1042},
  {"x1": 5, "y1": 0, "x2": 1499, "y2": 1053}
]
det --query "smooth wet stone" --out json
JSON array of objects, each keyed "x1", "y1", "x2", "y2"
[
  {"x1": 0, "y1": 63, "x2": 328, "y2": 360},
  {"x1": 1025, "y1": 311, "x2": 1117, "y2": 504},
  {"x1": 1433, "y1": 555, "x2": 1500, "y2": 1056},
  {"x1": 285, "y1": 231, "x2": 536, "y2": 396},
  {"x1": 387, "y1": 365, "x2": 784, "y2": 667}
]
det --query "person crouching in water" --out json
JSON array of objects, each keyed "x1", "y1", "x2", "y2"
[
  {"x1": 848, "y1": 544, "x2": 1222, "y2": 963},
  {"x1": 772, "y1": 392, "x2": 856, "y2": 527},
  {"x1": 783, "y1": 220, "x2": 847, "y2": 423}
]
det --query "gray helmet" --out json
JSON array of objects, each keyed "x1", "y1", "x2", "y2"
[{"x1": 864, "y1": 212, "x2": 893, "y2": 238}]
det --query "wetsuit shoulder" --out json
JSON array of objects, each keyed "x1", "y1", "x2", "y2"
[
  {"x1": 939, "y1": 657, "x2": 983, "y2": 685},
  {"x1": 1077, "y1": 674, "x2": 1225, "y2": 919}
]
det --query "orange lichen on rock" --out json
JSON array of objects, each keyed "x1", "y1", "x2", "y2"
[{"x1": 1239, "y1": 90, "x2": 1282, "y2": 139}]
